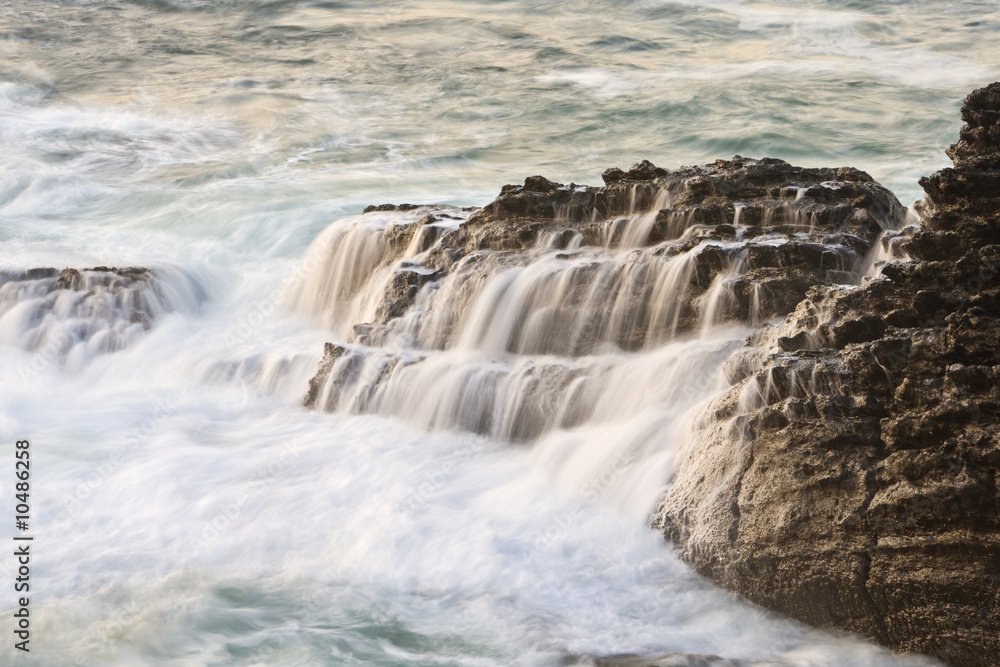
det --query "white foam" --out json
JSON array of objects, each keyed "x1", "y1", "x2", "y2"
[{"x1": 0, "y1": 1, "x2": 980, "y2": 662}]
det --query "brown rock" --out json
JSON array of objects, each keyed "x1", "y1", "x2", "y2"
[{"x1": 655, "y1": 83, "x2": 1000, "y2": 667}]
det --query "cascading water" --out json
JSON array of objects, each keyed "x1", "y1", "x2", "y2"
[
  {"x1": 293, "y1": 159, "x2": 906, "y2": 517},
  {"x1": 4, "y1": 0, "x2": 993, "y2": 664},
  {"x1": 0, "y1": 266, "x2": 202, "y2": 372}
]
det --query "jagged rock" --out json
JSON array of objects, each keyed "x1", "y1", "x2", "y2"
[
  {"x1": 362, "y1": 202, "x2": 422, "y2": 213},
  {"x1": 0, "y1": 265, "x2": 169, "y2": 328},
  {"x1": 463, "y1": 156, "x2": 899, "y2": 245},
  {"x1": 303, "y1": 342, "x2": 346, "y2": 409},
  {"x1": 946, "y1": 82, "x2": 1000, "y2": 170},
  {"x1": 306, "y1": 153, "x2": 907, "y2": 450},
  {"x1": 655, "y1": 83, "x2": 1000, "y2": 667},
  {"x1": 348, "y1": 157, "x2": 905, "y2": 339}
]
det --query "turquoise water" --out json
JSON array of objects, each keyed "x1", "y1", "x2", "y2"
[{"x1": 0, "y1": 1, "x2": 995, "y2": 665}]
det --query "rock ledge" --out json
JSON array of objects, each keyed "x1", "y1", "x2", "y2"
[{"x1": 654, "y1": 83, "x2": 1000, "y2": 667}]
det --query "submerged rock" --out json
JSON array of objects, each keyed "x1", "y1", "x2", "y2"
[
  {"x1": 0, "y1": 265, "x2": 199, "y2": 367},
  {"x1": 654, "y1": 83, "x2": 1000, "y2": 666}
]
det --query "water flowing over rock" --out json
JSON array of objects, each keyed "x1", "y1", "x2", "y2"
[
  {"x1": 296, "y1": 157, "x2": 905, "y2": 451},
  {"x1": 291, "y1": 86, "x2": 1000, "y2": 665},
  {"x1": 654, "y1": 84, "x2": 1000, "y2": 667},
  {"x1": 0, "y1": 265, "x2": 201, "y2": 369}
]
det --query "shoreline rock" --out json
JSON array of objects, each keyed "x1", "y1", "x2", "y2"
[
  {"x1": 0, "y1": 265, "x2": 201, "y2": 362},
  {"x1": 314, "y1": 155, "x2": 906, "y2": 353},
  {"x1": 302, "y1": 157, "x2": 906, "y2": 439},
  {"x1": 300, "y1": 81, "x2": 999, "y2": 667},
  {"x1": 654, "y1": 83, "x2": 1000, "y2": 666}
]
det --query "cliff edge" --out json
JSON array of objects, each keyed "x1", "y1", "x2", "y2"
[{"x1": 654, "y1": 83, "x2": 1000, "y2": 666}]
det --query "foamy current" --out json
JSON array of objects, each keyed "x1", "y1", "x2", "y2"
[{"x1": 2, "y1": 0, "x2": 996, "y2": 664}]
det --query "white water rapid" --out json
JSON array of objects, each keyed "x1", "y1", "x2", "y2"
[{"x1": 4, "y1": 0, "x2": 994, "y2": 664}]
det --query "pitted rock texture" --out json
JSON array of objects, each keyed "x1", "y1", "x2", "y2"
[
  {"x1": 345, "y1": 156, "x2": 904, "y2": 347},
  {"x1": 303, "y1": 156, "x2": 907, "y2": 439},
  {"x1": 462, "y1": 157, "x2": 899, "y2": 250},
  {"x1": 654, "y1": 83, "x2": 1000, "y2": 667}
]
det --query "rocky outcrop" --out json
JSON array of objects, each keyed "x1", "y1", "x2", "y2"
[
  {"x1": 459, "y1": 157, "x2": 899, "y2": 255},
  {"x1": 0, "y1": 265, "x2": 165, "y2": 328},
  {"x1": 654, "y1": 83, "x2": 1000, "y2": 666},
  {"x1": 329, "y1": 156, "x2": 905, "y2": 351},
  {"x1": 583, "y1": 652, "x2": 760, "y2": 667},
  {"x1": 0, "y1": 265, "x2": 200, "y2": 362},
  {"x1": 298, "y1": 80, "x2": 1000, "y2": 666},
  {"x1": 301, "y1": 156, "x2": 906, "y2": 439}
]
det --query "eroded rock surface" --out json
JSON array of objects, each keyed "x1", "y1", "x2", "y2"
[
  {"x1": 300, "y1": 156, "x2": 905, "y2": 439},
  {"x1": 345, "y1": 157, "x2": 904, "y2": 345},
  {"x1": 654, "y1": 83, "x2": 1000, "y2": 667}
]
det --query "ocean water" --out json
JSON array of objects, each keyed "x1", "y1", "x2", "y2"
[{"x1": 1, "y1": 0, "x2": 997, "y2": 665}]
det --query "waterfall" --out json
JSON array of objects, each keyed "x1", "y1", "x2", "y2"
[
  {"x1": 290, "y1": 161, "x2": 907, "y2": 515},
  {"x1": 0, "y1": 265, "x2": 202, "y2": 372}
]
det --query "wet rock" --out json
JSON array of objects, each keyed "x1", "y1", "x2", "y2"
[
  {"x1": 308, "y1": 156, "x2": 905, "y2": 375},
  {"x1": 305, "y1": 156, "x2": 907, "y2": 454},
  {"x1": 359, "y1": 157, "x2": 904, "y2": 337},
  {"x1": 945, "y1": 82, "x2": 1000, "y2": 170},
  {"x1": 372, "y1": 267, "x2": 442, "y2": 323},
  {"x1": 463, "y1": 174, "x2": 599, "y2": 227},
  {"x1": 302, "y1": 342, "x2": 350, "y2": 410},
  {"x1": 16, "y1": 267, "x2": 58, "y2": 280},
  {"x1": 655, "y1": 83, "x2": 1000, "y2": 667},
  {"x1": 362, "y1": 202, "x2": 422, "y2": 213},
  {"x1": 464, "y1": 157, "x2": 901, "y2": 246},
  {"x1": 0, "y1": 264, "x2": 198, "y2": 363}
]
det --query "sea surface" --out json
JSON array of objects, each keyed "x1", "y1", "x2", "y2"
[{"x1": 0, "y1": 1, "x2": 997, "y2": 665}]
